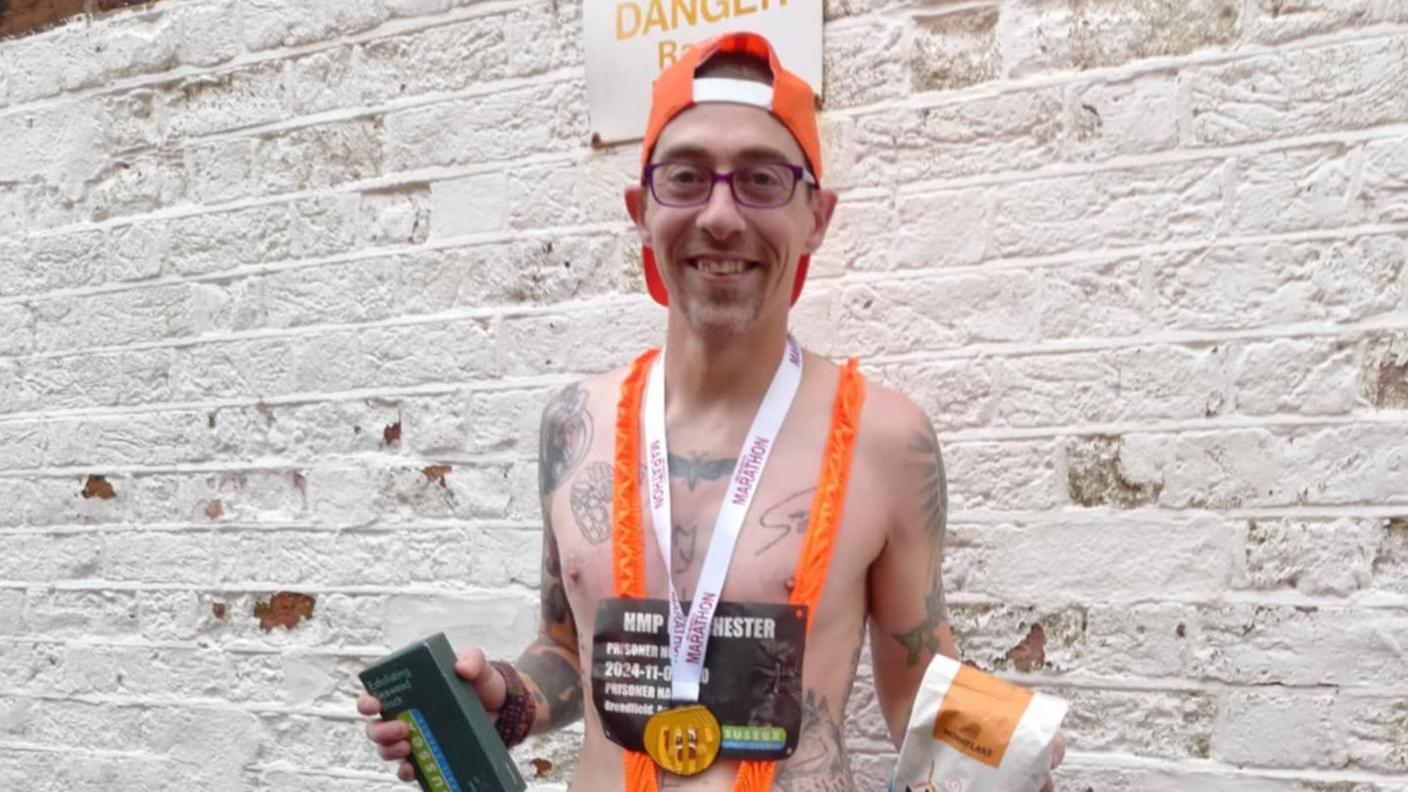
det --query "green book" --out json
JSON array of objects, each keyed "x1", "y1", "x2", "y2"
[{"x1": 360, "y1": 633, "x2": 527, "y2": 792}]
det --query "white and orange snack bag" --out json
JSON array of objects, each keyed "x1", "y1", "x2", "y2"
[{"x1": 890, "y1": 654, "x2": 1068, "y2": 792}]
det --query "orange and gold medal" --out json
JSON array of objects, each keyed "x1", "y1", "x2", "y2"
[{"x1": 643, "y1": 704, "x2": 721, "y2": 776}]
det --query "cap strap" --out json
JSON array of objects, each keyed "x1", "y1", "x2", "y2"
[{"x1": 691, "y1": 78, "x2": 774, "y2": 110}]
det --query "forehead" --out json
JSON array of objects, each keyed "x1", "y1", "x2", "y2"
[{"x1": 651, "y1": 102, "x2": 808, "y2": 166}]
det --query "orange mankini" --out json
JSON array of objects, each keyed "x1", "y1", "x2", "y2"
[{"x1": 610, "y1": 349, "x2": 866, "y2": 792}]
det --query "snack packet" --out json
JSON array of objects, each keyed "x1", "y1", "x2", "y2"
[{"x1": 890, "y1": 654, "x2": 1067, "y2": 792}]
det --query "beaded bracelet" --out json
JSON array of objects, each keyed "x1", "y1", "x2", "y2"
[{"x1": 488, "y1": 660, "x2": 536, "y2": 748}]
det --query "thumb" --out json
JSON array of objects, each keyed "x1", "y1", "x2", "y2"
[{"x1": 453, "y1": 647, "x2": 508, "y2": 712}]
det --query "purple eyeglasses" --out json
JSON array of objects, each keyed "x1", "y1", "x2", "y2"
[{"x1": 643, "y1": 162, "x2": 817, "y2": 209}]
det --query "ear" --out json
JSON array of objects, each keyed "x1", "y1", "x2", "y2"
[
  {"x1": 803, "y1": 187, "x2": 839, "y2": 254},
  {"x1": 625, "y1": 184, "x2": 652, "y2": 248}
]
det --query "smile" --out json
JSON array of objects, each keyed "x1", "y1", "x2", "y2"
[{"x1": 687, "y1": 258, "x2": 761, "y2": 276}]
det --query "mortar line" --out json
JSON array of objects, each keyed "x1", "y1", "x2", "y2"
[
  {"x1": 0, "y1": 219, "x2": 632, "y2": 309},
  {"x1": 0, "y1": 520, "x2": 545, "y2": 534},
  {"x1": 0, "y1": 580, "x2": 537, "y2": 596},
  {"x1": 826, "y1": 20, "x2": 1408, "y2": 119},
  {"x1": 5, "y1": 209, "x2": 1404, "y2": 313},
  {"x1": 0, "y1": 0, "x2": 555, "y2": 118},
  {"x1": 1, "y1": 410, "x2": 1404, "y2": 480},
  {"x1": 2, "y1": 581, "x2": 1402, "y2": 612},
  {"x1": 1, "y1": 268, "x2": 1403, "y2": 369},
  {"x1": 0, "y1": 448, "x2": 528, "y2": 477},
  {"x1": 932, "y1": 411, "x2": 1408, "y2": 443},
  {"x1": 1062, "y1": 750, "x2": 1408, "y2": 785},
  {"x1": 894, "y1": 119, "x2": 1408, "y2": 197}
]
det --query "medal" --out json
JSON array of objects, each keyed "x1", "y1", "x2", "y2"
[
  {"x1": 639, "y1": 336, "x2": 803, "y2": 773},
  {"x1": 643, "y1": 704, "x2": 722, "y2": 776}
]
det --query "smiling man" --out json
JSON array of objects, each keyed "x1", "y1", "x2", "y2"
[{"x1": 361, "y1": 32, "x2": 1059, "y2": 792}]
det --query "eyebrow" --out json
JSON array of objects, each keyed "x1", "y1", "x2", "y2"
[{"x1": 654, "y1": 143, "x2": 801, "y2": 166}]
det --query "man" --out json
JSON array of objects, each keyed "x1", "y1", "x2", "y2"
[{"x1": 360, "y1": 32, "x2": 1061, "y2": 791}]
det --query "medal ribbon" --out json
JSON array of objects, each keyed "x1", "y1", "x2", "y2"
[{"x1": 642, "y1": 335, "x2": 803, "y2": 703}]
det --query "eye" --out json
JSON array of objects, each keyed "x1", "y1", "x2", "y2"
[
  {"x1": 743, "y1": 167, "x2": 784, "y2": 188},
  {"x1": 665, "y1": 165, "x2": 708, "y2": 185}
]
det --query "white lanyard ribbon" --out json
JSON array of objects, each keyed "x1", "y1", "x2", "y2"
[{"x1": 643, "y1": 336, "x2": 803, "y2": 703}]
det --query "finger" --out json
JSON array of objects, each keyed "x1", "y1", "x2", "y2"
[
  {"x1": 398, "y1": 761, "x2": 416, "y2": 783},
  {"x1": 367, "y1": 719, "x2": 410, "y2": 745},
  {"x1": 455, "y1": 647, "x2": 508, "y2": 710},
  {"x1": 1051, "y1": 731, "x2": 1067, "y2": 769},
  {"x1": 454, "y1": 647, "x2": 488, "y2": 683},
  {"x1": 1040, "y1": 779, "x2": 1053, "y2": 792},
  {"x1": 379, "y1": 740, "x2": 412, "y2": 762},
  {"x1": 356, "y1": 693, "x2": 382, "y2": 717}
]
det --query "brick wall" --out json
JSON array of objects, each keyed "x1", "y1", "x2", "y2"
[{"x1": 1, "y1": 0, "x2": 1406, "y2": 790}]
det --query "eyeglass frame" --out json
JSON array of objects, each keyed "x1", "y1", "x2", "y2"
[{"x1": 641, "y1": 161, "x2": 819, "y2": 209}]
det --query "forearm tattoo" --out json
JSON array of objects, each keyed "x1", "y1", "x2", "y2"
[{"x1": 774, "y1": 690, "x2": 854, "y2": 792}]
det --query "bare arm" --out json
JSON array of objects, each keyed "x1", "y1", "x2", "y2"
[
  {"x1": 866, "y1": 409, "x2": 958, "y2": 747},
  {"x1": 514, "y1": 383, "x2": 592, "y2": 733}
]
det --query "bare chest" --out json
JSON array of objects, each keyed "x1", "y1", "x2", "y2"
[{"x1": 550, "y1": 412, "x2": 881, "y2": 646}]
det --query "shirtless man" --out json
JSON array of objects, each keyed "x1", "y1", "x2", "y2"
[{"x1": 360, "y1": 33, "x2": 1060, "y2": 791}]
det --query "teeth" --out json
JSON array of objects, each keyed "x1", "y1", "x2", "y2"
[{"x1": 694, "y1": 259, "x2": 749, "y2": 275}]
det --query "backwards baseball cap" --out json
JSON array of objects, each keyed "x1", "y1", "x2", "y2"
[{"x1": 638, "y1": 31, "x2": 823, "y2": 308}]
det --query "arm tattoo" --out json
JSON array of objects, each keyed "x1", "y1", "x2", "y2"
[
  {"x1": 906, "y1": 429, "x2": 948, "y2": 545},
  {"x1": 540, "y1": 383, "x2": 592, "y2": 496},
  {"x1": 757, "y1": 487, "x2": 816, "y2": 555},
  {"x1": 892, "y1": 426, "x2": 950, "y2": 667},
  {"x1": 569, "y1": 461, "x2": 613, "y2": 545},
  {"x1": 774, "y1": 691, "x2": 854, "y2": 792},
  {"x1": 517, "y1": 645, "x2": 583, "y2": 731},
  {"x1": 891, "y1": 571, "x2": 946, "y2": 666},
  {"x1": 668, "y1": 450, "x2": 736, "y2": 490},
  {"x1": 517, "y1": 523, "x2": 584, "y2": 731}
]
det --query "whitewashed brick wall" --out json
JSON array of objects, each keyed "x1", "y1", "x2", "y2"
[{"x1": 2, "y1": 0, "x2": 1406, "y2": 790}]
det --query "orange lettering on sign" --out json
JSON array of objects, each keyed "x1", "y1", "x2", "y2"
[
  {"x1": 659, "y1": 39, "x2": 679, "y2": 68},
  {"x1": 734, "y1": 0, "x2": 758, "y2": 15},
  {"x1": 672, "y1": 0, "x2": 698, "y2": 27},
  {"x1": 643, "y1": 0, "x2": 668, "y2": 35},
  {"x1": 701, "y1": 0, "x2": 727, "y2": 23},
  {"x1": 616, "y1": 2, "x2": 642, "y2": 39}
]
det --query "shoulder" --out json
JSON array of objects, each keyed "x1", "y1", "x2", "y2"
[
  {"x1": 537, "y1": 358, "x2": 648, "y2": 497},
  {"x1": 538, "y1": 357, "x2": 650, "y2": 426},
  {"x1": 855, "y1": 371, "x2": 937, "y2": 463}
]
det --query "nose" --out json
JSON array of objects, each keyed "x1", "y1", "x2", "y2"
[{"x1": 695, "y1": 176, "x2": 747, "y2": 242}]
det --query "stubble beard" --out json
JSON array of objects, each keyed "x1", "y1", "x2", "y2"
[{"x1": 678, "y1": 282, "x2": 768, "y2": 338}]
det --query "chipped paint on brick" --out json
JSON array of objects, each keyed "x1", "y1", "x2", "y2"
[
  {"x1": 383, "y1": 421, "x2": 402, "y2": 447},
  {"x1": 253, "y1": 592, "x2": 316, "y2": 632},
  {"x1": 423, "y1": 464, "x2": 451, "y2": 487},
  {"x1": 204, "y1": 499, "x2": 223, "y2": 519},
  {"x1": 211, "y1": 602, "x2": 227, "y2": 620},
  {"x1": 912, "y1": 7, "x2": 1000, "y2": 92},
  {"x1": 1066, "y1": 435, "x2": 1163, "y2": 508},
  {"x1": 1362, "y1": 333, "x2": 1408, "y2": 409},
  {"x1": 1005, "y1": 623, "x2": 1047, "y2": 671},
  {"x1": 81, "y1": 475, "x2": 116, "y2": 500}
]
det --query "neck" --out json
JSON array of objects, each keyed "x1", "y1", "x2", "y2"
[{"x1": 662, "y1": 312, "x2": 790, "y2": 413}]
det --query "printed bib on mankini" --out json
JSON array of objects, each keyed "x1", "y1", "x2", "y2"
[{"x1": 606, "y1": 348, "x2": 867, "y2": 792}]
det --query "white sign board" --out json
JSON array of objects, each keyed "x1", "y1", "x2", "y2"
[{"x1": 583, "y1": 0, "x2": 823, "y2": 144}]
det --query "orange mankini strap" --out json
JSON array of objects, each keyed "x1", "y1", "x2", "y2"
[{"x1": 611, "y1": 349, "x2": 867, "y2": 792}]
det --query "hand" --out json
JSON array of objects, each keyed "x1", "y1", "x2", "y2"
[
  {"x1": 357, "y1": 693, "x2": 417, "y2": 783},
  {"x1": 1039, "y1": 730, "x2": 1067, "y2": 792},
  {"x1": 357, "y1": 647, "x2": 509, "y2": 783}
]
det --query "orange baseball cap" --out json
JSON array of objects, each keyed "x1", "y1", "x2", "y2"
[{"x1": 638, "y1": 31, "x2": 822, "y2": 308}]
